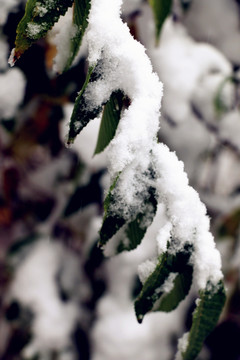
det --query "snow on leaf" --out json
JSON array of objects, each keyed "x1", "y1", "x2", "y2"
[
  {"x1": 155, "y1": 265, "x2": 193, "y2": 312},
  {"x1": 134, "y1": 243, "x2": 193, "y2": 323},
  {"x1": 10, "y1": 0, "x2": 74, "y2": 64},
  {"x1": 99, "y1": 169, "x2": 157, "y2": 251},
  {"x1": 67, "y1": 64, "x2": 102, "y2": 144}
]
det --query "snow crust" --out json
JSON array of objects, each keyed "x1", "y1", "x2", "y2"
[
  {"x1": 86, "y1": 0, "x2": 162, "y2": 177},
  {"x1": 85, "y1": 0, "x2": 223, "y2": 290}
]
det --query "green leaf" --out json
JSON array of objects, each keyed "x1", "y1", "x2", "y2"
[
  {"x1": 67, "y1": 64, "x2": 102, "y2": 144},
  {"x1": 98, "y1": 174, "x2": 125, "y2": 247},
  {"x1": 182, "y1": 280, "x2": 226, "y2": 360},
  {"x1": 7, "y1": 234, "x2": 38, "y2": 256},
  {"x1": 12, "y1": 0, "x2": 74, "y2": 63},
  {"x1": 134, "y1": 243, "x2": 193, "y2": 323},
  {"x1": 116, "y1": 188, "x2": 158, "y2": 253},
  {"x1": 156, "y1": 264, "x2": 193, "y2": 312},
  {"x1": 94, "y1": 91, "x2": 124, "y2": 155},
  {"x1": 64, "y1": 0, "x2": 91, "y2": 72},
  {"x1": 148, "y1": 0, "x2": 173, "y2": 42},
  {"x1": 99, "y1": 177, "x2": 157, "y2": 251}
]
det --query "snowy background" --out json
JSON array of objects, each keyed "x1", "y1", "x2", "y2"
[{"x1": 1, "y1": 0, "x2": 240, "y2": 359}]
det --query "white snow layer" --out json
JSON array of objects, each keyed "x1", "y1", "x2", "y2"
[
  {"x1": 48, "y1": 7, "x2": 78, "y2": 73},
  {"x1": 86, "y1": 0, "x2": 163, "y2": 176},
  {"x1": 92, "y1": 208, "x2": 187, "y2": 360},
  {"x1": 0, "y1": 0, "x2": 22, "y2": 25},
  {"x1": 84, "y1": 0, "x2": 223, "y2": 289},
  {"x1": 10, "y1": 239, "x2": 81, "y2": 358},
  {"x1": 0, "y1": 68, "x2": 26, "y2": 119}
]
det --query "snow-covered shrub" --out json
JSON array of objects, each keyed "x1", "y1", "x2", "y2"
[{"x1": 4, "y1": 0, "x2": 240, "y2": 359}]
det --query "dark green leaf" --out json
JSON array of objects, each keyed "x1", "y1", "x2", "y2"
[
  {"x1": 12, "y1": 0, "x2": 73, "y2": 63},
  {"x1": 94, "y1": 91, "x2": 124, "y2": 155},
  {"x1": 135, "y1": 243, "x2": 193, "y2": 323},
  {"x1": 156, "y1": 264, "x2": 193, "y2": 312},
  {"x1": 148, "y1": 0, "x2": 173, "y2": 42},
  {"x1": 67, "y1": 64, "x2": 102, "y2": 144},
  {"x1": 7, "y1": 234, "x2": 38, "y2": 256},
  {"x1": 64, "y1": 0, "x2": 91, "y2": 72},
  {"x1": 116, "y1": 189, "x2": 158, "y2": 253},
  {"x1": 182, "y1": 280, "x2": 226, "y2": 360},
  {"x1": 98, "y1": 174, "x2": 125, "y2": 247},
  {"x1": 99, "y1": 177, "x2": 157, "y2": 251}
]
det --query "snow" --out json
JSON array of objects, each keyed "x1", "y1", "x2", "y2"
[
  {"x1": 48, "y1": 7, "x2": 79, "y2": 73},
  {"x1": 152, "y1": 143, "x2": 222, "y2": 289},
  {"x1": 92, "y1": 208, "x2": 188, "y2": 360},
  {"x1": 0, "y1": 0, "x2": 22, "y2": 26},
  {"x1": 146, "y1": 16, "x2": 232, "y2": 124},
  {"x1": 157, "y1": 272, "x2": 178, "y2": 294},
  {"x1": 10, "y1": 238, "x2": 86, "y2": 359},
  {"x1": 83, "y1": 0, "x2": 223, "y2": 291},
  {"x1": 61, "y1": 103, "x2": 108, "y2": 170},
  {"x1": 27, "y1": 23, "x2": 44, "y2": 38},
  {"x1": 138, "y1": 258, "x2": 158, "y2": 284},
  {"x1": 175, "y1": 332, "x2": 189, "y2": 360},
  {"x1": 0, "y1": 39, "x2": 9, "y2": 71},
  {"x1": 180, "y1": 0, "x2": 240, "y2": 65},
  {"x1": 86, "y1": 0, "x2": 162, "y2": 177},
  {"x1": 219, "y1": 111, "x2": 240, "y2": 151},
  {"x1": 0, "y1": 68, "x2": 26, "y2": 119},
  {"x1": 156, "y1": 221, "x2": 172, "y2": 254}
]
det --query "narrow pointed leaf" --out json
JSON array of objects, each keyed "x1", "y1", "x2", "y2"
[
  {"x1": 116, "y1": 189, "x2": 158, "y2": 253},
  {"x1": 12, "y1": 0, "x2": 74, "y2": 63},
  {"x1": 67, "y1": 64, "x2": 102, "y2": 144},
  {"x1": 99, "y1": 174, "x2": 125, "y2": 247},
  {"x1": 182, "y1": 280, "x2": 226, "y2": 360},
  {"x1": 148, "y1": 0, "x2": 173, "y2": 42},
  {"x1": 135, "y1": 244, "x2": 193, "y2": 323},
  {"x1": 64, "y1": 0, "x2": 91, "y2": 72},
  {"x1": 99, "y1": 181, "x2": 157, "y2": 250},
  {"x1": 94, "y1": 91, "x2": 124, "y2": 155},
  {"x1": 156, "y1": 264, "x2": 193, "y2": 312}
]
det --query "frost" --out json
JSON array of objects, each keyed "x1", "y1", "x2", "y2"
[
  {"x1": 35, "y1": 2, "x2": 48, "y2": 17},
  {"x1": 27, "y1": 23, "x2": 46, "y2": 38}
]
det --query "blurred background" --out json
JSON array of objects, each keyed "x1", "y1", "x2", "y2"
[{"x1": 1, "y1": 0, "x2": 240, "y2": 359}]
